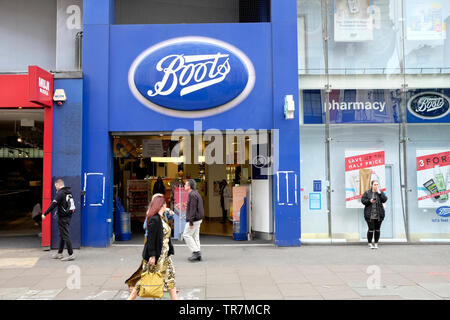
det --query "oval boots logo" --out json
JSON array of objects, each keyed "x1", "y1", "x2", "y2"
[
  {"x1": 408, "y1": 92, "x2": 450, "y2": 120},
  {"x1": 436, "y1": 206, "x2": 450, "y2": 218},
  {"x1": 128, "y1": 36, "x2": 255, "y2": 118}
]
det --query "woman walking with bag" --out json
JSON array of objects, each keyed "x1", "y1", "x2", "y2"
[
  {"x1": 361, "y1": 180, "x2": 388, "y2": 249},
  {"x1": 125, "y1": 193, "x2": 163, "y2": 295},
  {"x1": 127, "y1": 194, "x2": 178, "y2": 300}
]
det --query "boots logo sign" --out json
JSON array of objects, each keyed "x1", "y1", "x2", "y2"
[
  {"x1": 408, "y1": 92, "x2": 450, "y2": 120},
  {"x1": 436, "y1": 206, "x2": 450, "y2": 218},
  {"x1": 128, "y1": 36, "x2": 255, "y2": 118}
]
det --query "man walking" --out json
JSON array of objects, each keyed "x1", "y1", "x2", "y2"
[
  {"x1": 183, "y1": 179, "x2": 204, "y2": 262},
  {"x1": 42, "y1": 179, "x2": 76, "y2": 261}
]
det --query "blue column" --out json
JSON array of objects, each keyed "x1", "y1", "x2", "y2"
[
  {"x1": 82, "y1": 0, "x2": 115, "y2": 246},
  {"x1": 51, "y1": 79, "x2": 83, "y2": 249},
  {"x1": 271, "y1": 0, "x2": 301, "y2": 246}
]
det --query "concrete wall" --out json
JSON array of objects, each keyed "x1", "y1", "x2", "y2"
[{"x1": 0, "y1": 0, "x2": 56, "y2": 72}]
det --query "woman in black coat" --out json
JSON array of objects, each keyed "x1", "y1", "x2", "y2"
[
  {"x1": 152, "y1": 177, "x2": 166, "y2": 196},
  {"x1": 361, "y1": 180, "x2": 388, "y2": 249},
  {"x1": 127, "y1": 194, "x2": 177, "y2": 300}
]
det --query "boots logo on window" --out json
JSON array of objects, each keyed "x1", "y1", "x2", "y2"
[
  {"x1": 128, "y1": 36, "x2": 255, "y2": 118},
  {"x1": 408, "y1": 92, "x2": 450, "y2": 120},
  {"x1": 436, "y1": 206, "x2": 450, "y2": 218}
]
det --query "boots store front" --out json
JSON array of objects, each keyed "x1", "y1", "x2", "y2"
[
  {"x1": 80, "y1": 0, "x2": 301, "y2": 247},
  {"x1": 297, "y1": 0, "x2": 450, "y2": 243}
]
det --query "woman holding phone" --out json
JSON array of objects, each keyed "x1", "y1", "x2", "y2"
[{"x1": 361, "y1": 180, "x2": 388, "y2": 249}]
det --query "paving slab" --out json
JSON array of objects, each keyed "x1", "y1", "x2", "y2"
[
  {"x1": 270, "y1": 272, "x2": 309, "y2": 284},
  {"x1": 178, "y1": 287, "x2": 206, "y2": 300},
  {"x1": 242, "y1": 284, "x2": 283, "y2": 300},
  {"x1": 85, "y1": 290, "x2": 120, "y2": 300},
  {"x1": 286, "y1": 296, "x2": 324, "y2": 300},
  {"x1": 31, "y1": 277, "x2": 69, "y2": 290},
  {"x1": 303, "y1": 274, "x2": 346, "y2": 286},
  {"x1": 177, "y1": 275, "x2": 207, "y2": 287},
  {"x1": 239, "y1": 275, "x2": 276, "y2": 286},
  {"x1": 0, "y1": 287, "x2": 30, "y2": 300},
  {"x1": 0, "y1": 257, "x2": 39, "y2": 268},
  {"x1": 54, "y1": 286, "x2": 102, "y2": 300},
  {"x1": 417, "y1": 283, "x2": 450, "y2": 298},
  {"x1": 394, "y1": 286, "x2": 442, "y2": 300},
  {"x1": 17, "y1": 289, "x2": 63, "y2": 300},
  {"x1": 206, "y1": 283, "x2": 243, "y2": 299},
  {"x1": 2, "y1": 275, "x2": 44, "y2": 288},
  {"x1": 378, "y1": 273, "x2": 417, "y2": 286},
  {"x1": 315, "y1": 285, "x2": 362, "y2": 300},
  {"x1": 207, "y1": 273, "x2": 240, "y2": 285},
  {"x1": 277, "y1": 283, "x2": 321, "y2": 297}
]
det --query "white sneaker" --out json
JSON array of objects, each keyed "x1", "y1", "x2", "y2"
[
  {"x1": 61, "y1": 254, "x2": 75, "y2": 261},
  {"x1": 373, "y1": 243, "x2": 379, "y2": 249},
  {"x1": 368, "y1": 243, "x2": 374, "y2": 249}
]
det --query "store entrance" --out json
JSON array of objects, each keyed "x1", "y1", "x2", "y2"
[
  {"x1": 112, "y1": 132, "x2": 257, "y2": 242},
  {"x1": 0, "y1": 110, "x2": 44, "y2": 238}
]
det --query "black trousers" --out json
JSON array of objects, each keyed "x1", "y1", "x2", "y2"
[
  {"x1": 58, "y1": 215, "x2": 73, "y2": 255},
  {"x1": 366, "y1": 219, "x2": 382, "y2": 243},
  {"x1": 221, "y1": 207, "x2": 228, "y2": 222}
]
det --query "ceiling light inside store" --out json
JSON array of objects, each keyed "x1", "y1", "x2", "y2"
[{"x1": 151, "y1": 156, "x2": 185, "y2": 163}]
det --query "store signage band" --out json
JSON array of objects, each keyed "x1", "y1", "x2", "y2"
[
  {"x1": 407, "y1": 91, "x2": 450, "y2": 120},
  {"x1": 128, "y1": 36, "x2": 255, "y2": 118}
]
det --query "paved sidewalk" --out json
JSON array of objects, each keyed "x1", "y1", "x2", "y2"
[{"x1": 1, "y1": 240, "x2": 450, "y2": 300}]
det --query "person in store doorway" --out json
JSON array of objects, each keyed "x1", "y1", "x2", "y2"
[
  {"x1": 361, "y1": 180, "x2": 388, "y2": 249},
  {"x1": 183, "y1": 179, "x2": 204, "y2": 262},
  {"x1": 153, "y1": 176, "x2": 166, "y2": 196},
  {"x1": 41, "y1": 179, "x2": 76, "y2": 261},
  {"x1": 219, "y1": 179, "x2": 231, "y2": 224},
  {"x1": 170, "y1": 170, "x2": 184, "y2": 211}
]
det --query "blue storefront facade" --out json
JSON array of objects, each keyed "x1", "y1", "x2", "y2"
[{"x1": 80, "y1": 0, "x2": 301, "y2": 247}]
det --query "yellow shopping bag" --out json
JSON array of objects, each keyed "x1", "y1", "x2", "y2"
[{"x1": 138, "y1": 270, "x2": 164, "y2": 298}]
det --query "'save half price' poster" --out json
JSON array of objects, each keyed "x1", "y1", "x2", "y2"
[
  {"x1": 416, "y1": 150, "x2": 450, "y2": 208},
  {"x1": 345, "y1": 150, "x2": 386, "y2": 208}
]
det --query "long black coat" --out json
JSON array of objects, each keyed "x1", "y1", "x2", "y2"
[
  {"x1": 142, "y1": 214, "x2": 174, "y2": 263},
  {"x1": 361, "y1": 190, "x2": 388, "y2": 222}
]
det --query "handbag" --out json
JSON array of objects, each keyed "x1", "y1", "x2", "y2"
[{"x1": 138, "y1": 268, "x2": 164, "y2": 298}]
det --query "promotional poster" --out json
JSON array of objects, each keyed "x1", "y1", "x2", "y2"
[
  {"x1": 416, "y1": 150, "x2": 450, "y2": 208},
  {"x1": 406, "y1": 0, "x2": 447, "y2": 41},
  {"x1": 345, "y1": 150, "x2": 386, "y2": 208},
  {"x1": 334, "y1": 0, "x2": 373, "y2": 42}
]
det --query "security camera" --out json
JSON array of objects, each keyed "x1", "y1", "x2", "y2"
[{"x1": 53, "y1": 89, "x2": 67, "y2": 106}]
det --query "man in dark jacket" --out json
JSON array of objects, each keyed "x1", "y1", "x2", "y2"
[
  {"x1": 183, "y1": 179, "x2": 204, "y2": 262},
  {"x1": 361, "y1": 180, "x2": 388, "y2": 249},
  {"x1": 42, "y1": 179, "x2": 76, "y2": 261}
]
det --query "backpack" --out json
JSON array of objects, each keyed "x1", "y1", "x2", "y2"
[{"x1": 63, "y1": 193, "x2": 76, "y2": 214}]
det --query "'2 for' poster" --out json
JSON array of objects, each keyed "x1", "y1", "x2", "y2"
[{"x1": 416, "y1": 150, "x2": 450, "y2": 208}]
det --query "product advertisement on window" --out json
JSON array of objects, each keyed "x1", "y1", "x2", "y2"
[
  {"x1": 416, "y1": 150, "x2": 450, "y2": 208},
  {"x1": 345, "y1": 150, "x2": 385, "y2": 208},
  {"x1": 334, "y1": 0, "x2": 374, "y2": 42},
  {"x1": 406, "y1": 0, "x2": 447, "y2": 41}
]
